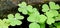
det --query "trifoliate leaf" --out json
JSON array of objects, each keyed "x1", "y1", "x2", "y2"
[
  {"x1": 47, "y1": 18, "x2": 55, "y2": 25},
  {"x1": 8, "y1": 14, "x2": 14, "y2": 19},
  {"x1": 42, "y1": 4, "x2": 49, "y2": 12},
  {"x1": 39, "y1": 14, "x2": 47, "y2": 23},
  {"x1": 15, "y1": 13, "x2": 24, "y2": 20},
  {"x1": 29, "y1": 23, "x2": 40, "y2": 28}
]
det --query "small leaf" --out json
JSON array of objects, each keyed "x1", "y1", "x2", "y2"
[
  {"x1": 39, "y1": 14, "x2": 47, "y2": 23},
  {"x1": 27, "y1": 12, "x2": 40, "y2": 23},
  {"x1": 45, "y1": 10, "x2": 58, "y2": 18},
  {"x1": 49, "y1": 2, "x2": 60, "y2": 10},
  {"x1": 8, "y1": 14, "x2": 14, "y2": 19},
  {"x1": 49, "y1": 2, "x2": 56, "y2": 9},
  {"x1": 18, "y1": 8, "x2": 28, "y2": 14},
  {"x1": 26, "y1": 5, "x2": 34, "y2": 14},
  {"x1": 29, "y1": 23, "x2": 40, "y2": 28},
  {"x1": 8, "y1": 19, "x2": 22, "y2": 26},
  {"x1": 18, "y1": 2, "x2": 27, "y2": 7},
  {"x1": 15, "y1": 13, "x2": 24, "y2": 20},
  {"x1": 42, "y1": 4, "x2": 49, "y2": 12},
  {"x1": 47, "y1": 18, "x2": 55, "y2": 25}
]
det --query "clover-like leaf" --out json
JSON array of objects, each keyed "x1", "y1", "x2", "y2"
[
  {"x1": 18, "y1": 2, "x2": 28, "y2": 15},
  {"x1": 29, "y1": 23, "x2": 40, "y2": 28},
  {"x1": 45, "y1": 10, "x2": 58, "y2": 18},
  {"x1": 18, "y1": 2, "x2": 27, "y2": 7},
  {"x1": 27, "y1": 5, "x2": 33, "y2": 12},
  {"x1": 0, "y1": 19, "x2": 9, "y2": 28},
  {"x1": 18, "y1": 7, "x2": 28, "y2": 14},
  {"x1": 39, "y1": 14, "x2": 47, "y2": 23},
  {"x1": 49, "y1": 2, "x2": 56, "y2": 9},
  {"x1": 27, "y1": 12, "x2": 40, "y2": 23},
  {"x1": 47, "y1": 18, "x2": 55, "y2": 25},
  {"x1": 8, "y1": 18, "x2": 22, "y2": 26},
  {"x1": 15, "y1": 13, "x2": 24, "y2": 20},
  {"x1": 2, "y1": 18, "x2": 10, "y2": 26},
  {"x1": 49, "y1": 2, "x2": 60, "y2": 10},
  {"x1": 42, "y1": 4, "x2": 49, "y2": 12},
  {"x1": 7, "y1": 14, "x2": 14, "y2": 19}
]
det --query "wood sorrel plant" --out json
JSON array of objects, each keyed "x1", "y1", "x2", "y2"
[
  {"x1": 18, "y1": 2, "x2": 60, "y2": 28},
  {"x1": 0, "y1": 1, "x2": 60, "y2": 28},
  {"x1": 0, "y1": 13, "x2": 24, "y2": 28}
]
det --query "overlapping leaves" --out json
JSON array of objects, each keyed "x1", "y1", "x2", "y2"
[
  {"x1": 42, "y1": 2, "x2": 60, "y2": 25},
  {"x1": 7, "y1": 13, "x2": 24, "y2": 26}
]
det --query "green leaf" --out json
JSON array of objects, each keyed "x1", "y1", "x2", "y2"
[
  {"x1": 29, "y1": 23, "x2": 40, "y2": 28},
  {"x1": 49, "y1": 2, "x2": 60, "y2": 10},
  {"x1": 18, "y1": 2, "x2": 27, "y2": 7},
  {"x1": 2, "y1": 18, "x2": 10, "y2": 26},
  {"x1": 55, "y1": 4, "x2": 60, "y2": 9},
  {"x1": 0, "y1": 26, "x2": 8, "y2": 28},
  {"x1": 18, "y1": 2, "x2": 28, "y2": 15},
  {"x1": 47, "y1": 18, "x2": 55, "y2": 25},
  {"x1": 45, "y1": 10, "x2": 58, "y2": 18},
  {"x1": 55, "y1": 14, "x2": 60, "y2": 21},
  {"x1": 18, "y1": 7, "x2": 28, "y2": 14},
  {"x1": 54, "y1": 22, "x2": 60, "y2": 28},
  {"x1": 27, "y1": 12, "x2": 40, "y2": 23},
  {"x1": 0, "y1": 19, "x2": 9, "y2": 28},
  {"x1": 40, "y1": 23, "x2": 45, "y2": 28},
  {"x1": 39, "y1": 14, "x2": 47, "y2": 23},
  {"x1": 42, "y1": 4, "x2": 49, "y2": 12},
  {"x1": 8, "y1": 19, "x2": 22, "y2": 26},
  {"x1": 7, "y1": 14, "x2": 14, "y2": 19},
  {"x1": 27, "y1": 5, "x2": 33, "y2": 12},
  {"x1": 49, "y1": 2, "x2": 56, "y2": 9},
  {"x1": 15, "y1": 13, "x2": 24, "y2": 20}
]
